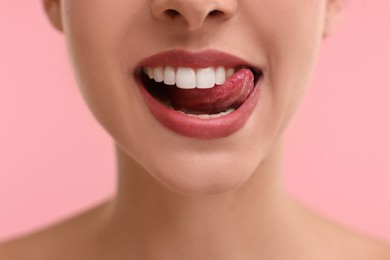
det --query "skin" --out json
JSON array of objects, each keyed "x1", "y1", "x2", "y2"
[{"x1": 1, "y1": 0, "x2": 390, "y2": 259}]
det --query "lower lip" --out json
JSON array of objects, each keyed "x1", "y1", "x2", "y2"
[{"x1": 135, "y1": 76, "x2": 262, "y2": 139}]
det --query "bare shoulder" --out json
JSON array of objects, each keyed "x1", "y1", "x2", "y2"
[
  {"x1": 336, "y1": 227, "x2": 390, "y2": 260},
  {"x1": 293, "y1": 201, "x2": 390, "y2": 260},
  {"x1": 337, "y1": 229, "x2": 390, "y2": 260},
  {"x1": 0, "y1": 201, "x2": 111, "y2": 260},
  {"x1": 344, "y1": 230, "x2": 390, "y2": 260},
  {"x1": 360, "y1": 237, "x2": 390, "y2": 259}
]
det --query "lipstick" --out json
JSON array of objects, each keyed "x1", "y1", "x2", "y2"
[{"x1": 133, "y1": 49, "x2": 263, "y2": 139}]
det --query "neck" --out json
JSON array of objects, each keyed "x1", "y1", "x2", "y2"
[{"x1": 102, "y1": 139, "x2": 301, "y2": 259}]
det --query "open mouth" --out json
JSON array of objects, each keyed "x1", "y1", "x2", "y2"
[
  {"x1": 132, "y1": 49, "x2": 264, "y2": 139},
  {"x1": 137, "y1": 65, "x2": 263, "y2": 118}
]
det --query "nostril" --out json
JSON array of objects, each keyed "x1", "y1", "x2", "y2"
[
  {"x1": 152, "y1": 1, "x2": 237, "y2": 30},
  {"x1": 208, "y1": 10, "x2": 223, "y2": 17},
  {"x1": 165, "y1": 9, "x2": 180, "y2": 18}
]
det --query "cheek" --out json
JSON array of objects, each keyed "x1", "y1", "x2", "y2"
[
  {"x1": 244, "y1": 0, "x2": 327, "y2": 123},
  {"x1": 62, "y1": 0, "x2": 144, "y2": 136}
]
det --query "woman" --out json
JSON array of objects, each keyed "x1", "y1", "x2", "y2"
[{"x1": 1, "y1": 0, "x2": 389, "y2": 259}]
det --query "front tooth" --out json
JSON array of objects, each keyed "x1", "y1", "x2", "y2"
[
  {"x1": 215, "y1": 66, "x2": 226, "y2": 85},
  {"x1": 153, "y1": 67, "x2": 164, "y2": 82},
  {"x1": 176, "y1": 68, "x2": 196, "y2": 89},
  {"x1": 226, "y1": 68, "x2": 234, "y2": 78},
  {"x1": 197, "y1": 67, "x2": 215, "y2": 89},
  {"x1": 147, "y1": 67, "x2": 154, "y2": 79},
  {"x1": 164, "y1": 66, "x2": 176, "y2": 85}
]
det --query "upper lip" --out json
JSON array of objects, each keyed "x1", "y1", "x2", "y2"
[{"x1": 134, "y1": 49, "x2": 262, "y2": 72}]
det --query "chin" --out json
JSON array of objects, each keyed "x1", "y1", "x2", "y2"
[{"x1": 143, "y1": 152, "x2": 261, "y2": 195}]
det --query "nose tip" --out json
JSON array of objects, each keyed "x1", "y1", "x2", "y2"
[{"x1": 151, "y1": 0, "x2": 237, "y2": 31}]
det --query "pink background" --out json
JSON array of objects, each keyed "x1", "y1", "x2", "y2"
[{"x1": 0, "y1": 1, "x2": 389, "y2": 242}]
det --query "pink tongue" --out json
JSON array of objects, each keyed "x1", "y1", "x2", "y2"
[{"x1": 166, "y1": 69, "x2": 254, "y2": 114}]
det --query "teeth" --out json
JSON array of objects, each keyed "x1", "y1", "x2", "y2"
[
  {"x1": 176, "y1": 68, "x2": 196, "y2": 89},
  {"x1": 215, "y1": 66, "x2": 226, "y2": 85},
  {"x1": 226, "y1": 68, "x2": 234, "y2": 78},
  {"x1": 163, "y1": 66, "x2": 176, "y2": 85},
  {"x1": 147, "y1": 67, "x2": 154, "y2": 79},
  {"x1": 178, "y1": 108, "x2": 236, "y2": 119},
  {"x1": 145, "y1": 66, "x2": 237, "y2": 89},
  {"x1": 153, "y1": 67, "x2": 164, "y2": 82},
  {"x1": 197, "y1": 67, "x2": 216, "y2": 89}
]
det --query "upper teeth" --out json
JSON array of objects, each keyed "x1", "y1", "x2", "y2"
[{"x1": 144, "y1": 66, "x2": 235, "y2": 89}]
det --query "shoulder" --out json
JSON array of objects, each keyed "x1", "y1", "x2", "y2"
[
  {"x1": 0, "y1": 201, "x2": 111, "y2": 260},
  {"x1": 0, "y1": 238, "x2": 32, "y2": 260},
  {"x1": 334, "y1": 232, "x2": 390, "y2": 260},
  {"x1": 294, "y1": 201, "x2": 390, "y2": 260},
  {"x1": 329, "y1": 220, "x2": 390, "y2": 259},
  {"x1": 336, "y1": 229, "x2": 390, "y2": 260}
]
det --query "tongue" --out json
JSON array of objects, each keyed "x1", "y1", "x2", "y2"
[{"x1": 166, "y1": 69, "x2": 254, "y2": 114}]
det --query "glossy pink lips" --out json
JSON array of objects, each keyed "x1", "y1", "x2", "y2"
[{"x1": 133, "y1": 50, "x2": 262, "y2": 139}]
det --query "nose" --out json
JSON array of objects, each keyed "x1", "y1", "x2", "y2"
[{"x1": 151, "y1": 0, "x2": 238, "y2": 31}]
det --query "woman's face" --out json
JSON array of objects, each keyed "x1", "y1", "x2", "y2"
[{"x1": 44, "y1": 0, "x2": 341, "y2": 194}]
